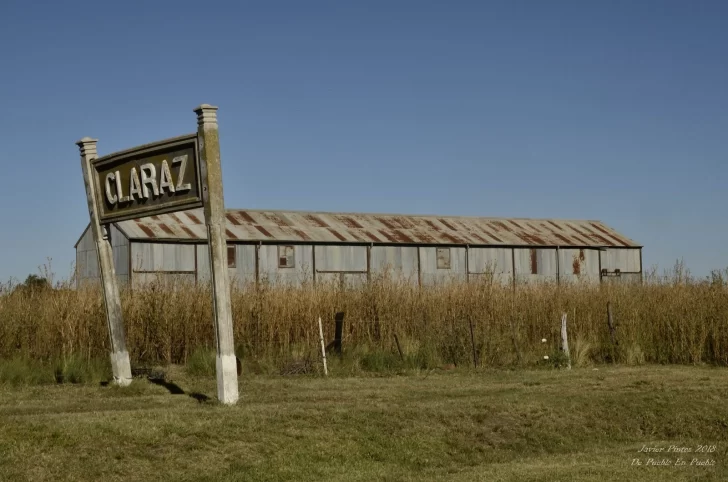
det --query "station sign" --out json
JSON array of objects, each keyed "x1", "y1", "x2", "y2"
[{"x1": 91, "y1": 133, "x2": 203, "y2": 223}]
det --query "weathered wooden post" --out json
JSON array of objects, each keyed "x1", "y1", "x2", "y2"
[
  {"x1": 77, "y1": 138, "x2": 132, "y2": 386},
  {"x1": 561, "y1": 312, "x2": 571, "y2": 369},
  {"x1": 195, "y1": 104, "x2": 239, "y2": 405}
]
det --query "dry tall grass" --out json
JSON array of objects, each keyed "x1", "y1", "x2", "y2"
[{"x1": 1, "y1": 262, "x2": 727, "y2": 369}]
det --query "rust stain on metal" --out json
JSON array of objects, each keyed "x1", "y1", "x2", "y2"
[
  {"x1": 591, "y1": 234, "x2": 612, "y2": 245},
  {"x1": 226, "y1": 213, "x2": 241, "y2": 226},
  {"x1": 365, "y1": 231, "x2": 382, "y2": 243},
  {"x1": 347, "y1": 230, "x2": 366, "y2": 242},
  {"x1": 185, "y1": 212, "x2": 202, "y2": 225},
  {"x1": 237, "y1": 211, "x2": 257, "y2": 224},
  {"x1": 572, "y1": 253, "x2": 581, "y2": 275},
  {"x1": 264, "y1": 213, "x2": 289, "y2": 227},
  {"x1": 136, "y1": 222, "x2": 156, "y2": 238},
  {"x1": 392, "y1": 216, "x2": 415, "y2": 229},
  {"x1": 392, "y1": 229, "x2": 414, "y2": 243},
  {"x1": 180, "y1": 225, "x2": 197, "y2": 238},
  {"x1": 441, "y1": 232, "x2": 463, "y2": 244},
  {"x1": 376, "y1": 217, "x2": 398, "y2": 230},
  {"x1": 528, "y1": 234, "x2": 546, "y2": 245},
  {"x1": 305, "y1": 214, "x2": 329, "y2": 228},
  {"x1": 568, "y1": 223, "x2": 592, "y2": 240},
  {"x1": 553, "y1": 232, "x2": 572, "y2": 245},
  {"x1": 159, "y1": 223, "x2": 174, "y2": 235},
  {"x1": 254, "y1": 225, "x2": 273, "y2": 238},
  {"x1": 508, "y1": 220, "x2": 523, "y2": 230},
  {"x1": 412, "y1": 229, "x2": 437, "y2": 244},
  {"x1": 327, "y1": 228, "x2": 347, "y2": 242},
  {"x1": 479, "y1": 226, "x2": 503, "y2": 243},
  {"x1": 425, "y1": 220, "x2": 442, "y2": 231},
  {"x1": 339, "y1": 216, "x2": 363, "y2": 229},
  {"x1": 293, "y1": 229, "x2": 312, "y2": 241},
  {"x1": 492, "y1": 221, "x2": 512, "y2": 232},
  {"x1": 150, "y1": 215, "x2": 160, "y2": 221},
  {"x1": 168, "y1": 212, "x2": 184, "y2": 224},
  {"x1": 225, "y1": 228, "x2": 238, "y2": 240},
  {"x1": 530, "y1": 248, "x2": 538, "y2": 274},
  {"x1": 469, "y1": 231, "x2": 488, "y2": 244},
  {"x1": 548, "y1": 221, "x2": 563, "y2": 231},
  {"x1": 438, "y1": 218, "x2": 458, "y2": 231},
  {"x1": 378, "y1": 230, "x2": 397, "y2": 243}
]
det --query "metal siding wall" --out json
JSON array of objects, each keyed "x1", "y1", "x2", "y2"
[
  {"x1": 314, "y1": 246, "x2": 367, "y2": 272},
  {"x1": 513, "y1": 248, "x2": 557, "y2": 284},
  {"x1": 316, "y1": 272, "x2": 368, "y2": 288},
  {"x1": 231, "y1": 245, "x2": 258, "y2": 286},
  {"x1": 558, "y1": 248, "x2": 600, "y2": 284},
  {"x1": 75, "y1": 228, "x2": 101, "y2": 284},
  {"x1": 602, "y1": 273, "x2": 642, "y2": 285},
  {"x1": 369, "y1": 246, "x2": 419, "y2": 283},
  {"x1": 132, "y1": 272, "x2": 195, "y2": 288},
  {"x1": 468, "y1": 247, "x2": 513, "y2": 285},
  {"x1": 419, "y1": 247, "x2": 466, "y2": 286},
  {"x1": 259, "y1": 245, "x2": 313, "y2": 286},
  {"x1": 131, "y1": 243, "x2": 195, "y2": 273},
  {"x1": 85, "y1": 249, "x2": 99, "y2": 279},
  {"x1": 600, "y1": 248, "x2": 642, "y2": 273},
  {"x1": 196, "y1": 244, "x2": 210, "y2": 283}
]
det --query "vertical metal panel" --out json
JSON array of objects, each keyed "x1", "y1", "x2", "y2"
[
  {"x1": 113, "y1": 245, "x2": 129, "y2": 276},
  {"x1": 558, "y1": 248, "x2": 600, "y2": 284},
  {"x1": 132, "y1": 272, "x2": 196, "y2": 289},
  {"x1": 131, "y1": 243, "x2": 195, "y2": 272},
  {"x1": 314, "y1": 246, "x2": 367, "y2": 272},
  {"x1": 86, "y1": 249, "x2": 99, "y2": 279},
  {"x1": 110, "y1": 224, "x2": 128, "y2": 247},
  {"x1": 369, "y1": 246, "x2": 418, "y2": 283},
  {"x1": 468, "y1": 247, "x2": 513, "y2": 285},
  {"x1": 601, "y1": 273, "x2": 642, "y2": 285},
  {"x1": 600, "y1": 248, "x2": 642, "y2": 272},
  {"x1": 259, "y1": 245, "x2": 314, "y2": 285},
  {"x1": 419, "y1": 247, "x2": 466, "y2": 286},
  {"x1": 160, "y1": 244, "x2": 195, "y2": 271},
  {"x1": 196, "y1": 244, "x2": 211, "y2": 283},
  {"x1": 513, "y1": 248, "x2": 557, "y2": 284},
  {"x1": 131, "y1": 243, "x2": 152, "y2": 271},
  {"x1": 316, "y1": 272, "x2": 367, "y2": 289},
  {"x1": 230, "y1": 245, "x2": 257, "y2": 286}
]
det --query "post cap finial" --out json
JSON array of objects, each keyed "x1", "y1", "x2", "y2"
[
  {"x1": 194, "y1": 104, "x2": 218, "y2": 113},
  {"x1": 76, "y1": 137, "x2": 98, "y2": 146},
  {"x1": 194, "y1": 104, "x2": 219, "y2": 127}
]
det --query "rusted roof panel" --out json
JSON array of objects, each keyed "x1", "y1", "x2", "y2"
[{"x1": 114, "y1": 208, "x2": 640, "y2": 247}]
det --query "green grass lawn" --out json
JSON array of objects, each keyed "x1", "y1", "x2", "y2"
[{"x1": 0, "y1": 365, "x2": 726, "y2": 481}]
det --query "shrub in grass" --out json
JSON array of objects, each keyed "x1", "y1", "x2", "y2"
[
  {"x1": 0, "y1": 357, "x2": 53, "y2": 385},
  {"x1": 186, "y1": 347, "x2": 216, "y2": 377}
]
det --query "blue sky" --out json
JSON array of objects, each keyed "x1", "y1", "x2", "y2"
[{"x1": 0, "y1": 0, "x2": 726, "y2": 282}]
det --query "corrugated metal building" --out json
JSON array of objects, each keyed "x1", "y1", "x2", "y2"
[{"x1": 74, "y1": 208, "x2": 643, "y2": 288}]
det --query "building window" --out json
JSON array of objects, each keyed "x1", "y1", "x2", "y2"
[
  {"x1": 278, "y1": 245, "x2": 295, "y2": 268},
  {"x1": 227, "y1": 245, "x2": 236, "y2": 268},
  {"x1": 436, "y1": 247, "x2": 451, "y2": 269}
]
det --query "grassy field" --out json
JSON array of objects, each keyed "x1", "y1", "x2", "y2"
[
  {"x1": 0, "y1": 365, "x2": 726, "y2": 481},
  {"x1": 2, "y1": 262, "x2": 728, "y2": 371}
]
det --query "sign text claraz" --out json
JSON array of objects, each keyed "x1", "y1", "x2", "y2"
[{"x1": 92, "y1": 134, "x2": 202, "y2": 223}]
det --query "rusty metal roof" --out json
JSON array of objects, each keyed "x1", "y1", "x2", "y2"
[{"x1": 105, "y1": 208, "x2": 640, "y2": 248}]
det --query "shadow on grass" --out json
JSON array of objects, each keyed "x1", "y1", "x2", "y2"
[
  {"x1": 148, "y1": 378, "x2": 186, "y2": 395},
  {"x1": 147, "y1": 377, "x2": 213, "y2": 403}
]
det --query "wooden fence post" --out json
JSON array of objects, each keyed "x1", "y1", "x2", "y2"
[{"x1": 561, "y1": 312, "x2": 571, "y2": 369}]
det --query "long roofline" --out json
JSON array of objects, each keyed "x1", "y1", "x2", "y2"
[
  {"x1": 232, "y1": 207, "x2": 605, "y2": 224},
  {"x1": 75, "y1": 207, "x2": 642, "y2": 248}
]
